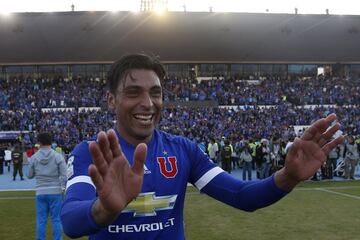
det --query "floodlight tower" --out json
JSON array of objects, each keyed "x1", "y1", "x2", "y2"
[{"x1": 140, "y1": 0, "x2": 168, "y2": 12}]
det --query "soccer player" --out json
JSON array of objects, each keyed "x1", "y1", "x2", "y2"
[{"x1": 61, "y1": 54, "x2": 344, "y2": 239}]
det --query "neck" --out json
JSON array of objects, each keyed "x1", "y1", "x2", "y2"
[{"x1": 116, "y1": 127, "x2": 152, "y2": 146}]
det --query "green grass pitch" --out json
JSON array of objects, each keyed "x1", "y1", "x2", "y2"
[{"x1": 0, "y1": 181, "x2": 359, "y2": 240}]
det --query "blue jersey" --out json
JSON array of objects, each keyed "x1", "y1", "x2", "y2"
[{"x1": 61, "y1": 129, "x2": 288, "y2": 239}]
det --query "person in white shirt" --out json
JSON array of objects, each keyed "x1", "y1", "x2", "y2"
[
  {"x1": 207, "y1": 138, "x2": 219, "y2": 163},
  {"x1": 240, "y1": 143, "x2": 253, "y2": 180},
  {"x1": 4, "y1": 147, "x2": 12, "y2": 172}
]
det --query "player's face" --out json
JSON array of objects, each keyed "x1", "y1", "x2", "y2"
[{"x1": 108, "y1": 69, "x2": 163, "y2": 145}]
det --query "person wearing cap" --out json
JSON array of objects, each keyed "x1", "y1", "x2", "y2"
[{"x1": 34, "y1": 144, "x2": 40, "y2": 154}]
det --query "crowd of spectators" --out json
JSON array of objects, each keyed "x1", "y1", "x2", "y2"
[
  {"x1": 1, "y1": 75, "x2": 359, "y2": 110},
  {"x1": 1, "y1": 75, "x2": 359, "y2": 151},
  {"x1": 0, "y1": 109, "x2": 114, "y2": 151},
  {"x1": 0, "y1": 76, "x2": 107, "y2": 111},
  {"x1": 163, "y1": 76, "x2": 359, "y2": 105},
  {"x1": 161, "y1": 105, "x2": 359, "y2": 142},
  {"x1": 1, "y1": 104, "x2": 359, "y2": 151}
]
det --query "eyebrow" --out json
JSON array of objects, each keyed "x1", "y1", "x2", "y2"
[{"x1": 123, "y1": 85, "x2": 162, "y2": 91}]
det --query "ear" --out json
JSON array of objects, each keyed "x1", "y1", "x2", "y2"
[{"x1": 107, "y1": 91, "x2": 115, "y2": 110}]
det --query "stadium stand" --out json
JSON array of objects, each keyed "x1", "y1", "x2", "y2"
[{"x1": 0, "y1": 11, "x2": 359, "y2": 179}]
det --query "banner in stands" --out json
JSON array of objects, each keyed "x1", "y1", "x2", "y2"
[{"x1": 0, "y1": 131, "x2": 20, "y2": 141}]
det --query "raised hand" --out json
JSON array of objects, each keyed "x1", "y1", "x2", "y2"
[
  {"x1": 275, "y1": 114, "x2": 344, "y2": 191},
  {"x1": 88, "y1": 129, "x2": 147, "y2": 225}
]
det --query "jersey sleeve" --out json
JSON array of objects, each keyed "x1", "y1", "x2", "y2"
[
  {"x1": 201, "y1": 173, "x2": 289, "y2": 212},
  {"x1": 61, "y1": 141, "x2": 103, "y2": 238},
  {"x1": 186, "y1": 139, "x2": 224, "y2": 189},
  {"x1": 185, "y1": 138, "x2": 289, "y2": 212}
]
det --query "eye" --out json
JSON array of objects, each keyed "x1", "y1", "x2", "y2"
[
  {"x1": 124, "y1": 89, "x2": 140, "y2": 98},
  {"x1": 151, "y1": 90, "x2": 162, "y2": 98},
  {"x1": 150, "y1": 87, "x2": 162, "y2": 98}
]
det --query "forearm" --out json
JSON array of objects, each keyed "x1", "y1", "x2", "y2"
[
  {"x1": 61, "y1": 199, "x2": 103, "y2": 238},
  {"x1": 61, "y1": 184, "x2": 105, "y2": 238},
  {"x1": 202, "y1": 173, "x2": 289, "y2": 212}
]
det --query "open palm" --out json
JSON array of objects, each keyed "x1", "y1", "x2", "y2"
[
  {"x1": 284, "y1": 114, "x2": 344, "y2": 182},
  {"x1": 88, "y1": 129, "x2": 147, "y2": 214}
]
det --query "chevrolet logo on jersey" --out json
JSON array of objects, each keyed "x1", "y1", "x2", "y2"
[{"x1": 122, "y1": 192, "x2": 177, "y2": 217}]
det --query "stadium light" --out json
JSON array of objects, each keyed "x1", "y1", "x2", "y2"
[
  {"x1": 154, "y1": 8, "x2": 166, "y2": 14},
  {"x1": 0, "y1": 0, "x2": 358, "y2": 15},
  {"x1": 131, "y1": 9, "x2": 140, "y2": 13},
  {"x1": 0, "y1": 11, "x2": 11, "y2": 17},
  {"x1": 154, "y1": 4, "x2": 166, "y2": 14},
  {"x1": 0, "y1": 2, "x2": 12, "y2": 16}
]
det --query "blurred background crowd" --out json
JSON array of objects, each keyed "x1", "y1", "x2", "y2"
[{"x1": 0, "y1": 74, "x2": 359, "y2": 180}]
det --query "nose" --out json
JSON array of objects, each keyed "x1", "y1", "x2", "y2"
[{"x1": 140, "y1": 92, "x2": 154, "y2": 108}]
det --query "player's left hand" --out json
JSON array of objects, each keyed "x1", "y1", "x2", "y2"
[{"x1": 276, "y1": 113, "x2": 344, "y2": 190}]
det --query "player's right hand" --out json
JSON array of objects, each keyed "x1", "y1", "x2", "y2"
[{"x1": 88, "y1": 129, "x2": 147, "y2": 215}]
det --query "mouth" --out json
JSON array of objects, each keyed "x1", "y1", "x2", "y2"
[{"x1": 133, "y1": 114, "x2": 154, "y2": 125}]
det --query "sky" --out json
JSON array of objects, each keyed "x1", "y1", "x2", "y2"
[{"x1": 0, "y1": 0, "x2": 359, "y2": 15}]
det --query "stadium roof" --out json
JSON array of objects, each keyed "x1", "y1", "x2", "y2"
[{"x1": 0, "y1": 11, "x2": 360, "y2": 65}]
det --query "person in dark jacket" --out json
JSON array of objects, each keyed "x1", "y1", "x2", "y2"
[
  {"x1": 0, "y1": 143, "x2": 5, "y2": 175},
  {"x1": 221, "y1": 140, "x2": 233, "y2": 173},
  {"x1": 12, "y1": 142, "x2": 24, "y2": 181}
]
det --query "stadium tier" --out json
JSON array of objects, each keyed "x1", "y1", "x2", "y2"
[{"x1": 0, "y1": 10, "x2": 359, "y2": 176}]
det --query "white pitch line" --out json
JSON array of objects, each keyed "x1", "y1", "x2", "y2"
[
  {"x1": 0, "y1": 189, "x2": 36, "y2": 192},
  {"x1": 0, "y1": 196, "x2": 35, "y2": 200},
  {"x1": 295, "y1": 186, "x2": 360, "y2": 191},
  {"x1": 185, "y1": 186, "x2": 360, "y2": 196},
  {"x1": 0, "y1": 186, "x2": 359, "y2": 200},
  {"x1": 315, "y1": 188, "x2": 360, "y2": 200}
]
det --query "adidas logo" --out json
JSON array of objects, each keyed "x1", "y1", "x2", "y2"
[{"x1": 144, "y1": 164, "x2": 151, "y2": 174}]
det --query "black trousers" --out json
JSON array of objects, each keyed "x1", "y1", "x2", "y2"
[
  {"x1": 222, "y1": 157, "x2": 232, "y2": 173},
  {"x1": 0, "y1": 159, "x2": 3, "y2": 174},
  {"x1": 13, "y1": 162, "x2": 23, "y2": 179}
]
